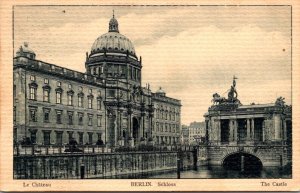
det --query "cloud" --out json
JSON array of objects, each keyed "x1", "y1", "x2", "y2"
[
  {"x1": 139, "y1": 24, "x2": 291, "y2": 124},
  {"x1": 14, "y1": 6, "x2": 291, "y2": 124}
]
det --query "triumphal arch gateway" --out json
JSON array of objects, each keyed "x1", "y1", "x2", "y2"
[{"x1": 203, "y1": 77, "x2": 292, "y2": 169}]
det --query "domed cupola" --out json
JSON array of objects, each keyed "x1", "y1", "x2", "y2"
[
  {"x1": 86, "y1": 12, "x2": 142, "y2": 85},
  {"x1": 156, "y1": 87, "x2": 166, "y2": 97},
  {"x1": 16, "y1": 42, "x2": 36, "y2": 59}
]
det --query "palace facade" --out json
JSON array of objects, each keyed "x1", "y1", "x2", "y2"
[{"x1": 13, "y1": 14, "x2": 181, "y2": 147}]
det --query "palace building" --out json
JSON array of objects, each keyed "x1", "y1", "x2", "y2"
[{"x1": 13, "y1": 14, "x2": 181, "y2": 147}]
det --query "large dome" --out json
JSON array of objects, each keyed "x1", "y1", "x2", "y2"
[
  {"x1": 91, "y1": 32, "x2": 136, "y2": 56},
  {"x1": 90, "y1": 14, "x2": 136, "y2": 57}
]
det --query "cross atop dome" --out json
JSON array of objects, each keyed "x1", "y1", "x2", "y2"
[{"x1": 109, "y1": 10, "x2": 119, "y2": 33}]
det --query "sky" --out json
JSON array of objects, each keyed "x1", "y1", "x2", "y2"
[{"x1": 14, "y1": 5, "x2": 292, "y2": 125}]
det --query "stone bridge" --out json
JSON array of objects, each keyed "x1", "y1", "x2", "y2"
[{"x1": 197, "y1": 144, "x2": 290, "y2": 168}]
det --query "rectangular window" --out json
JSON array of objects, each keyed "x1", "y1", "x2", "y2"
[
  {"x1": 108, "y1": 90, "x2": 115, "y2": 97},
  {"x1": 43, "y1": 90, "x2": 49, "y2": 102},
  {"x1": 88, "y1": 114, "x2": 93, "y2": 126},
  {"x1": 30, "y1": 75, "x2": 35, "y2": 81},
  {"x1": 68, "y1": 95, "x2": 73, "y2": 106},
  {"x1": 129, "y1": 66, "x2": 132, "y2": 79},
  {"x1": 78, "y1": 132, "x2": 83, "y2": 145},
  {"x1": 97, "y1": 99, "x2": 101, "y2": 110},
  {"x1": 30, "y1": 131, "x2": 37, "y2": 144},
  {"x1": 44, "y1": 110, "x2": 50, "y2": 122},
  {"x1": 43, "y1": 131, "x2": 50, "y2": 145},
  {"x1": 44, "y1": 78, "x2": 49, "y2": 84},
  {"x1": 78, "y1": 113, "x2": 83, "y2": 125},
  {"x1": 88, "y1": 132, "x2": 93, "y2": 144},
  {"x1": 88, "y1": 98, "x2": 93, "y2": 109},
  {"x1": 97, "y1": 133, "x2": 102, "y2": 140},
  {"x1": 137, "y1": 70, "x2": 140, "y2": 80},
  {"x1": 56, "y1": 110, "x2": 62, "y2": 124},
  {"x1": 56, "y1": 132, "x2": 62, "y2": 145},
  {"x1": 13, "y1": 106, "x2": 16, "y2": 122},
  {"x1": 56, "y1": 92, "x2": 61, "y2": 104},
  {"x1": 30, "y1": 87, "x2": 36, "y2": 100},
  {"x1": 78, "y1": 96, "x2": 83, "y2": 107},
  {"x1": 68, "y1": 112, "x2": 73, "y2": 125},
  {"x1": 97, "y1": 115, "x2": 102, "y2": 127},
  {"x1": 13, "y1": 85, "x2": 16, "y2": 98},
  {"x1": 134, "y1": 68, "x2": 137, "y2": 80},
  {"x1": 30, "y1": 108, "x2": 37, "y2": 122},
  {"x1": 68, "y1": 132, "x2": 73, "y2": 142}
]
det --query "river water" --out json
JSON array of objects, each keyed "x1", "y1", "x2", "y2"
[{"x1": 110, "y1": 166, "x2": 291, "y2": 179}]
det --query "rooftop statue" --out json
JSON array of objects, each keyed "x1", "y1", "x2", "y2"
[
  {"x1": 275, "y1": 96, "x2": 286, "y2": 107},
  {"x1": 212, "y1": 75, "x2": 240, "y2": 105}
]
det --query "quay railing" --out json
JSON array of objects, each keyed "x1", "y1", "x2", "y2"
[
  {"x1": 13, "y1": 145, "x2": 111, "y2": 156},
  {"x1": 13, "y1": 144, "x2": 196, "y2": 156}
]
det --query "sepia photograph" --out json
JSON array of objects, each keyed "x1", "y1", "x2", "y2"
[{"x1": 1, "y1": 1, "x2": 299, "y2": 191}]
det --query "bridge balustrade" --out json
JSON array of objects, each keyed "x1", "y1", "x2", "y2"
[{"x1": 13, "y1": 144, "x2": 195, "y2": 156}]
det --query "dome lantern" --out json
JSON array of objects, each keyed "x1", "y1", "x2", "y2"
[{"x1": 108, "y1": 10, "x2": 119, "y2": 33}]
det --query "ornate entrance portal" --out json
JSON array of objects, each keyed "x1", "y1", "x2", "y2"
[{"x1": 132, "y1": 117, "x2": 139, "y2": 144}]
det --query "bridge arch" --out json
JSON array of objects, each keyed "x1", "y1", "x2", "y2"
[
  {"x1": 218, "y1": 147, "x2": 265, "y2": 167},
  {"x1": 221, "y1": 152, "x2": 263, "y2": 171}
]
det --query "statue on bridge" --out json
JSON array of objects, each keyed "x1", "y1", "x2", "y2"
[
  {"x1": 211, "y1": 75, "x2": 240, "y2": 105},
  {"x1": 212, "y1": 93, "x2": 226, "y2": 105}
]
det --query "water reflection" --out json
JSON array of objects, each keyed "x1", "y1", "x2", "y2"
[{"x1": 109, "y1": 166, "x2": 291, "y2": 179}]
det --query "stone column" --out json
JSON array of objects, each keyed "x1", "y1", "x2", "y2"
[
  {"x1": 229, "y1": 120, "x2": 234, "y2": 143},
  {"x1": 246, "y1": 119, "x2": 250, "y2": 141},
  {"x1": 118, "y1": 109, "x2": 124, "y2": 146},
  {"x1": 113, "y1": 111, "x2": 118, "y2": 147},
  {"x1": 128, "y1": 109, "x2": 134, "y2": 147},
  {"x1": 219, "y1": 120, "x2": 222, "y2": 143},
  {"x1": 251, "y1": 119, "x2": 255, "y2": 140},
  {"x1": 283, "y1": 120, "x2": 287, "y2": 142},
  {"x1": 274, "y1": 115, "x2": 281, "y2": 140},
  {"x1": 234, "y1": 120, "x2": 238, "y2": 142},
  {"x1": 148, "y1": 114, "x2": 155, "y2": 145},
  {"x1": 149, "y1": 115, "x2": 153, "y2": 137},
  {"x1": 262, "y1": 120, "x2": 265, "y2": 142},
  {"x1": 142, "y1": 114, "x2": 145, "y2": 138},
  {"x1": 141, "y1": 112, "x2": 146, "y2": 145}
]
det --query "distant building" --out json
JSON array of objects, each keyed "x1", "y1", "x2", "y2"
[
  {"x1": 181, "y1": 124, "x2": 189, "y2": 144},
  {"x1": 188, "y1": 122, "x2": 206, "y2": 145},
  {"x1": 13, "y1": 14, "x2": 181, "y2": 147},
  {"x1": 181, "y1": 122, "x2": 206, "y2": 145},
  {"x1": 153, "y1": 87, "x2": 181, "y2": 145}
]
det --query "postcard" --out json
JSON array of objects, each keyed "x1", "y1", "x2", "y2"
[{"x1": 0, "y1": 0, "x2": 299, "y2": 191}]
